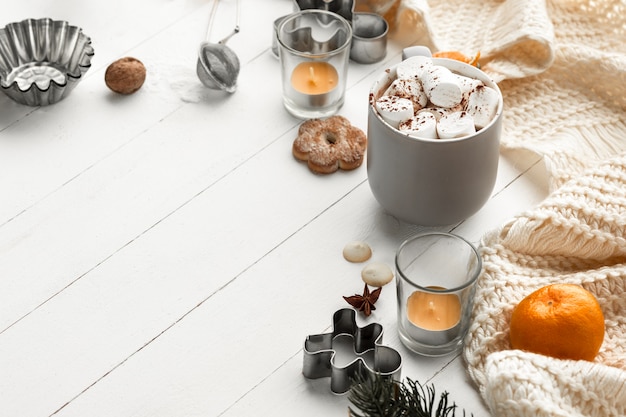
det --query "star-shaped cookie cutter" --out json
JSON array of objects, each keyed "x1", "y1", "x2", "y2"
[{"x1": 302, "y1": 308, "x2": 402, "y2": 394}]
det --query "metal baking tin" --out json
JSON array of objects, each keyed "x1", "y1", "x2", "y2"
[
  {"x1": 272, "y1": 0, "x2": 388, "y2": 64},
  {"x1": 302, "y1": 308, "x2": 402, "y2": 394}
]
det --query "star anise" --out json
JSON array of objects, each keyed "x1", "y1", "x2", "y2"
[{"x1": 343, "y1": 284, "x2": 382, "y2": 316}]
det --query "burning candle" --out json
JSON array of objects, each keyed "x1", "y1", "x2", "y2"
[
  {"x1": 395, "y1": 232, "x2": 481, "y2": 356},
  {"x1": 277, "y1": 10, "x2": 352, "y2": 119},
  {"x1": 407, "y1": 288, "x2": 461, "y2": 330},
  {"x1": 291, "y1": 62, "x2": 338, "y2": 95},
  {"x1": 401, "y1": 287, "x2": 464, "y2": 351}
]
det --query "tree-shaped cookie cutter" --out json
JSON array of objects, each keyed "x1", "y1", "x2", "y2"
[{"x1": 303, "y1": 308, "x2": 402, "y2": 394}]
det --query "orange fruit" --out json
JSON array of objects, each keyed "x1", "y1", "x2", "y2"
[
  {"x1": 509, "y1": 283, "x2": 605, "y2": 361},
  {"x1": 433, "y1": 51, "x2": 471, "y2": 61},
  {"x1": 433, "y1": 51, "x2": 481, "y2": 67}
]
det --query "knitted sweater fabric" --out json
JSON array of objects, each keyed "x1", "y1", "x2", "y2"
[{"x1": 384, "y1": 0, "x2": 626, "y2": 415}]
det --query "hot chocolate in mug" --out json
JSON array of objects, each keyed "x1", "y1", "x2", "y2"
[{"x1": 367, "y1": 47, "x2": 503, "y2": 225}]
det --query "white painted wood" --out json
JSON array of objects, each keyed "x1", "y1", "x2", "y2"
[{"x1": 0, "y1": 1, "x2": 549, "y2": 416}]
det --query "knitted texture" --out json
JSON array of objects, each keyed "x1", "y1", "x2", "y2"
[
  {"x1": 464, "y1": 153, "x2": 626, "y2": 416},
  {"x1": 395, "y1": 0, "x2": 556, "y2": 81},
  {"x1": 497, "y1": 0, "x2": 626, "y2": 190},
  {"x1": 484, "y1": 350, "x2": 626, "y2": 417},
  {"x1": 380, "y1": 0, "x2": 626, "y2": 415}
]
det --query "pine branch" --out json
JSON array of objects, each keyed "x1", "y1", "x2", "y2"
[
  {"x1": 348, "y1": 373, "x2": 472, "y2": 417},
  {"x1": 348, "y1": 373, "x2": 405, "y2": 417}
]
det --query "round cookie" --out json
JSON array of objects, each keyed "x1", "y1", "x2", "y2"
[
  {"x1": 343, "y1": 241, "x2": 372, "y2": 263},
  {"x1": 361, "y1": 262, "x2": 394, "y2": 287},
  {"x1": 292, "y1": 115, "x2": 367, "y2": 174}
]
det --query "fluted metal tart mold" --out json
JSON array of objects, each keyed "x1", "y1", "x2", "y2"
[{"x1": 0, "y1": 18, "x2": 94, "y2": 106}]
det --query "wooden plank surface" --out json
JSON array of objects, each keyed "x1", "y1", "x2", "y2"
[{"x1": 0, "y1": 1, "x2": 548, "y2": 416}]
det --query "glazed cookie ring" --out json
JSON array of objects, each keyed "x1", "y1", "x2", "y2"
[{"x1": 292, "y1": 115, "x2": 367, "y2": 174}]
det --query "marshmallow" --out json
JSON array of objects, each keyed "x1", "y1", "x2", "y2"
[
  {"x1": 398, "y1": 112, "x2": 438, "y2": 139},
  {"x1": 466, "y1": 85, "x2": 500, "y2": 129},
  {"x1": 436, "y1": 111, "x2": 476, "y2": 139},
  {"x1": 385, "y1": 78, "x2": 428, "y2": 111},
  {"x1": 456, "y1": 74, "x2": 483, "y2": 102},
  {"x1": 375, "y1": 95, "x2": 414, "y2": 128},
  {"x1": 421, "y1": 65, "x2": 463, "y2": 108},
  {"x1": 417, "y1": 104, "x2": 463, "y2": 121},
  {"x1": 396, "y1": 56, "x2": 433, "y2": 80}
]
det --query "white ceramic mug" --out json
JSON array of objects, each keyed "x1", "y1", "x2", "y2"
[{"x1": 367, "y1": 48, "x2": 503, "y2": 225}]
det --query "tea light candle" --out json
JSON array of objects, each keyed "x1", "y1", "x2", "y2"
[
  {"x1": 289, "y1": 61, "x2": 340, "y2": 109},
  {"x1": 291, "y1": 62, "x2": 338, "y2": 95},
  {"x1": 405, "y1": 287, "x2": 462, "y2": 346},
  {"x1": 407, "y1": 289, "x2": 461, "y2": 330},
  {"x1": 395, "y1": 232, "x2": 481, "y2": 356},
  {"x1": 277, "y1": 10, "x2": 352, "y2": 119}
]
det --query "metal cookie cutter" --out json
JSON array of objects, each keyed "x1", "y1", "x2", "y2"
[
  {"x1": 303, "y1": 308, "x2": 402, "y2": 394},
  {"x1": 350, "y1": 11, "x2": 388, "y2": 64},
  {"x1": 295, "y1": 0, "x2": 354, "y2": 21},
  {"x1": 272, "y1": 0, "x2": 388, "y2": 64}
]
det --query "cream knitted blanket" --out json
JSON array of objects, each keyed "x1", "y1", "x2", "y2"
[
  {"x1": 466, "y1": 155, "x2": 626, "y2": 416},
  {"x1": 378, "y1": 0, "x2": 626, "y2": 415}
]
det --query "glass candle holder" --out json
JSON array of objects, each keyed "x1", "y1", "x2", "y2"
[
  {"x1": 395, "y1": 232, "x2": 481, "y2": 356},
  {"x1": 277, "y1": 10, "x2": 352, "y2": 119}
]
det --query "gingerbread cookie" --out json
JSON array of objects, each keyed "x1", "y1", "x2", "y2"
[{"x1": 292, "y1": 116, "x2": 367, "y2": 174}]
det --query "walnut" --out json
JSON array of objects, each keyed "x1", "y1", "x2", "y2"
[{"x1": 105, "y1": 57, "x2": 146, "y2": 94}]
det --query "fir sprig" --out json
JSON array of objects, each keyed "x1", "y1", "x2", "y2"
[
  {"x1": 348, "y1": 373, "x2": 471, "y2": 417},
  {"x1": 348, "y1": 372, "x2": 405, "y2": 417}
]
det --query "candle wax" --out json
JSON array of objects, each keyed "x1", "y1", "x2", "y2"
[
  {"x1": 407, "y1": 287, "x2": 461, "y2": 331},
  {"x1": 291, "y1": 62, "x2": 338, "y2": 95}
]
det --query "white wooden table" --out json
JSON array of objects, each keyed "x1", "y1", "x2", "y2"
[{"x1": 0, "y1": 1, "x2": 549, "y2": 416}]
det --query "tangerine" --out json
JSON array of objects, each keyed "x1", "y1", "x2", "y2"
[
  {"x1": 509, "y1": 283, "x2": 605, "y2": 361},
  {"x1": 432, "y1": 50, "x2": 481, "y2": 67}
]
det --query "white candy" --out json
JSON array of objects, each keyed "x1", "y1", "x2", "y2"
[
  {"x1": 437, "y1": 111, "x2": 476, "y2": 139},
  {"x1": 466, "y1": 85, "x2": 500, "y2": 129},
  {"x1": 398, "y1": 112, "x2": 438, "y2": 139},
  {"x1": 396, "y1": 56, "x2": 433, "y2": 80},
  {"x1": 384, "y1": 78, "x2": 428, "y2": 111},
  {"x1": 421, "y1": 65, "x2": 463, "y2": 108},
  {"x1": 361, "y1": 262, "x2": 394, "y2": 287},
  {"x1": 343, "y1": 241, "x2": 372, "y2": 263},
  {"x1": 375, "y1": 96, "x2": 414, "y2": 128}
]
